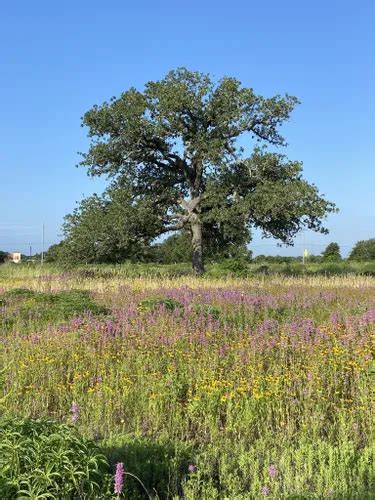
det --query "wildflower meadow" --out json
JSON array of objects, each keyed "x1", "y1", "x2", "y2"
[{"x1": 0, "y1": 265, "x2": 374, "y2": 498}]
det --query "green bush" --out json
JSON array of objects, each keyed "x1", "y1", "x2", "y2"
[
  {"x1": 0, "y1": 417, "x2": 110, "y2": 499},
  {"x1": 4, "y1": 288, "x2": 37, "y2": 299},
  {"x1": 359, "y1": 262, "x2": 375, "y2": 276},
  {"x1": 254, "y1": 264, "x2": 270, "y2": 275},
  {"x1": 310, "y1": 263, "x2": 353, "y2": 276},
  {"x1": 138, "y1": 297, "x2": 184, "y2": 312},
  {"x1": 210, "y1": 258, "x2": 250, "y2": 277},
  {"x1": 0, "y1": 289, "x2": 108, "y2": 333}
]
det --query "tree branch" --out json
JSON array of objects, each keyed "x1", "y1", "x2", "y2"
[
  {"x1": 179, "y1": 196, "x2": 202, "y2": 213},
  {"x1": 159, "y1": 221, "x2": 187, "y2": 234}
]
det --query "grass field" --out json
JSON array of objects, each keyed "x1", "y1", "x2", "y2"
[{"x1": 0, "y1": 264, "x2": 374, "y2": 498}]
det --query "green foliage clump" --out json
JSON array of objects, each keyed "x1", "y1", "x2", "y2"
[
  {"x1": 4, "y1": 288, "x2": 37, "y2": 299},
  {"x1": 349, "y1": 238, "x2": 375, "y2": 261},
  {"x1": 213, "y1": 257, "x2": 250, "y2": 277},
  {"x1": 46, "y1": 183, "x2": 163, "y2": 265},
  {"x1": 0, "y1": 417, "x2": 110, "y2": 499},
  {"x1": 138, "y1": 297, "x2": 184, "y2": 312},
  {"x1": 0, "y1": 288, "x2": 108, "y2": 332},
  {"x1": 254, "y1": 264, "x2": 270, "y2": 275},
  {"x1": 151, "y1": 232, "x2": 192, "y2": 264},
  {"x1": 312, "y1": 263, "x2": 349, "y2": 275},
  {"x1": 322, "y1": 242, "x2": 342, "y2": 261},
  {"x1": 359, "y1": 262, "x2": 375, "y2": 275},
  {"x1": 253, "y1": 255, "x2": 303, "y2": 264}
]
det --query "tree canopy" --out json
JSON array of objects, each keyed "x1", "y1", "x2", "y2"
[
  {"x1": 51, "y1": 181, "x2": 163, "y2": 264},
  {"x1": 79, "y1": 68, "x2": 336, "y2": 273},
  {"x1": 322, "y1": 242, "x2": 341, "y2": 261},
  {"x1": 349, "y1": 238, "x2": 375, "y2": 261}
]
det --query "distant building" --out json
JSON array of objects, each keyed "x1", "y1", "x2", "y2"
[{"x1": 8, "y1": 252, "x2": 22, "y2": 264}]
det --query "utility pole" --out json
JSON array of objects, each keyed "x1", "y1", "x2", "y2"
[{"x1": 41, "y1": 223, "x2": 45, "y2": 266}]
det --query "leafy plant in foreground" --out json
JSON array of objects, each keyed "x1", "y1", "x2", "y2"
[{"x1": 0, "y1": 417, "x2": 110, "y2": 499}]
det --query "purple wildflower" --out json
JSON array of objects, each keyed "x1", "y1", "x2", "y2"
[
  {"x1": 106, "y1": 319, "x2": 114, "y2": 334},
  {"x1": 114, "y1": 462, "x2": 124, "y2": 495},
  {"x1": 268, "y1": 464, "x2": 278, "y2": 478},
  {"x1": 70, "y1": 401, "x2": 79, "y2": 423},
  {"x1": 188, "y1": 464, "x2": 196, "y2": 473},
  {"x1": 261, "y1": 485, "x2": 270, "y2": 496}
]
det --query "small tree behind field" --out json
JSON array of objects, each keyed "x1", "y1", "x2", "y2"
[{"x1": 322, "y1": 242, "x2": 341, "y2": 262}]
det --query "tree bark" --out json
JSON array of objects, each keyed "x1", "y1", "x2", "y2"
[{"x1": 191, "y1": 216, "x2": 204, "y2": 275}]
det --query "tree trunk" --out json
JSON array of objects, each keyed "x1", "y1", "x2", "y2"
[{"x1": 191, "y1": 217, "x2": 204, "y2": 275}]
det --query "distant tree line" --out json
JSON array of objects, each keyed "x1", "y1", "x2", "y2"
[
  {"x1": 43, "y1": 237, "x2": 375, "y2": 265},
  {"x1": 2, "y1": 239, "x2": 374, "y2": 266},
  {"x1": 253, "y1": 240, "x2": 375, "y2": 263}
]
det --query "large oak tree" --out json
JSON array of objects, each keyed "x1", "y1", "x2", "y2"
[{"x1": 80, "y1": 68, "x2": 336, "y2": 274}]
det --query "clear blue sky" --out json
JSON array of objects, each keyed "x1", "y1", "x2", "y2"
[{"x1": 0, "y1": 0, "x2": 374, "y2": 257}]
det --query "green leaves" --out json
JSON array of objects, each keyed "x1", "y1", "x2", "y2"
[
  {"x1": 349, "y1": 239, "x2": 375, "y2": 261},
  {"x1": 0, "y1": 418, "x2": 109, "y2": 498},
  {"x1": 138, "y1": 297, "x2": 184, "y2": 313},
  {"x1": 322, "y1": 243, "x2": 342, "y2": 262},
  {"x1": 53, "y1": 181, "x2": 167, "y2": 265},
  {"x1": 79, "y1": 67, "x2": 300, "y2": 191},
  {"x1": 204, "y1": 148, "x2": 337, "y2": 245}
]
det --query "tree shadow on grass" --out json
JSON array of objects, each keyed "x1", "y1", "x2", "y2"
[{"x1": 102, "y1": 437, "x2": 192, "y2": 499}]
